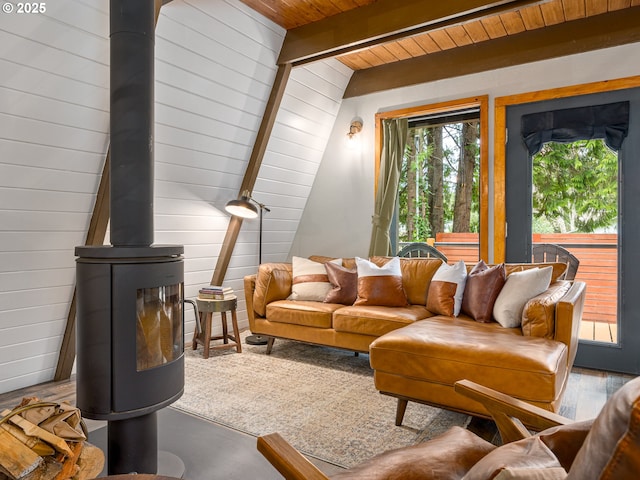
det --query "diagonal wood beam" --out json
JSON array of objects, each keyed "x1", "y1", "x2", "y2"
[
  {"x1": 211, "y1": 63, "x2": 292, "y2": 286},
  {"x1": 344, "y1": 6, "x2": 640, "y2": 98},
  {"x1": 278, "y1": 0, "x2": 549, "y2": 66},
  {"x1": 54, "y1": 151, "x2": 111, "y2": 381},
  {"x1": 54, "y1": 0, "x2": 165, "y2": 381}
]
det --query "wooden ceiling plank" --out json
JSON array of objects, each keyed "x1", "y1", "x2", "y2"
[
  {"x1": 499, "y1": 11, "x2": 527, "y2": 34},
  {"x1": 355, "y1": 48, "x2": 387, "y2": 67},
  {"x1": 369, "y1": 44, "x2": 401, "y2": 63},
  {"x1": 412, "y1": 33, "x2": 444, "y2": 54},
  {"x1": 540, "y1": 0, "x2": 567, "y2": 23},
  {"x1": 562, "y1": 0, "x2": 587, "y2": 20},
  {"x1": 481, "y1": 16, "x2": 509, "y2": 38},
  {"x1": 344, "y1": 6, "x2": 640, "y2": 98},
  {"x1": 446, "y1": 25, "x2": 475, "y2": 47},
  {"x1": 428, "y1": 29, "x2": 459, "y2": 50},
  {"x1": 609, "y1": 0, "x2": 632, "y2": 9},
  {"x1": 382, "y1": 41, "x2": 415, "y2": 61},
  {"x1": 335, "y1": 53, "x2": 366, "y2": 69},
  {"x1": 278, "y1": 0, "x2": 551, "y2": 65},
  {"x1": 463, "y1": 20, "x2": 491, "y2": 42},
  {"x1": 585, "y1": 0, "x2": 608, "y2": 14},
  {"x1": 519, "y1": 4, "x2": 546, "y2": 27},
  {"x1": 398, "y1": 37, "x2": 429, "y2": 57}
]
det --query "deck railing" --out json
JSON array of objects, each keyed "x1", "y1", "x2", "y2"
[{"x1": 400, "y1": 233, "x2": 618, "y2": 340}]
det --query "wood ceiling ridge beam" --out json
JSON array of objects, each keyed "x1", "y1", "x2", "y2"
[
  {"x1": 344, "y1": 5, "x2": 640, "y2": 98},
  {"x1": 278, "y1": 0, "x2": 550, "y2": 66}
]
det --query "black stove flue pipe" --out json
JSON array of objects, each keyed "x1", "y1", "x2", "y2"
[
  {"x1": 110, "y1": 0, "x2": 155, "y2": 247},
  {"x1": 77, "y1": 1, "x2": 185, "y2": 477},
  {"x1": 108, "y1": 0, "x2": 156, "y2": 474}
]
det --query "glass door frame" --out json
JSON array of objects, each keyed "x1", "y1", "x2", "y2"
[{"x1": 494, "y1": 76, "x2": 640, "y2": 374}]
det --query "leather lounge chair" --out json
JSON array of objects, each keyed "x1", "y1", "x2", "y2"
[{"x1": 257, "y1": 376, "x2": 640, "y2": 479}]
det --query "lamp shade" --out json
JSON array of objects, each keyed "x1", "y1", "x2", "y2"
[{"x1": 225, "y1": 196, "x2": 258, "y2": 218}]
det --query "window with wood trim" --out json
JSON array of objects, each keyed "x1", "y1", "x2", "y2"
[{"x1": 375, "y1": 96, "x2": 489, "y2": 262}]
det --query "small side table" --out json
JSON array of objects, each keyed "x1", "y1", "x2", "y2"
[{"x1": 192, "y1": 296, "x2": 241, "y2": 358}]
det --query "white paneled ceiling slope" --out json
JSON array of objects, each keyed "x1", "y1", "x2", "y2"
[{"x1": 0, "y1": 0, "x2": 352, "y2": 394}]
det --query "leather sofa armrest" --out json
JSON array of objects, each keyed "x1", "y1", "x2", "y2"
[
  {"x1": 554, "y1": 281, "x2": 587, "y2": 370},
  {"x1": 244, "y1": 274, "x2": 258, "y2": 330},
  {"x1": 251, "y1": 262, "x2": 293, "y2": 317}
]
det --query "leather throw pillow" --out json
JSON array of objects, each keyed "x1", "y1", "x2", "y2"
[
  {"x1": 324, "y1": 262, "x2": 357, "y2": 305},
  {"x1": 461, "y1": 260, "x2": 506, "y2": 323}
]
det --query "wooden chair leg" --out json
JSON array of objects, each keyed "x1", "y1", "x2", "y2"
[{"x1": 396, "y1": 398, "x2": 408, "y2": 426}]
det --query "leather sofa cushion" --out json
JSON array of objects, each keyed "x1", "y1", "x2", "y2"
[
  {"x1": 522, "y1": 281, "x2": 572, "y2": 339},
  {"x1": 266, "y1": 300, "x2": 343, "y2": 328},
  {"x1": 333, "y1": 305, "x2": 432, "y2": 337},
  {"x1": 370, "y1": 318, "x2": 568, "y2": 404},
  {"x1": 253, "y1": 263, "x2": 292, "y2": 317},
  {"x1": 331, "y1": 426, "x2": 495, "y2": 480},
  {"x1": 567, "y1": 376, "x2": 640, "y2": 479}
]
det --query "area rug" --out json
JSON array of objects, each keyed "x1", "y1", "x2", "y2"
[{"x1": 172, "y1": 334, "x2": 470, "y2": 468}]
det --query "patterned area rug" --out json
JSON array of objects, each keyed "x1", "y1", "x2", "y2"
[{"x1": 172, "y1": 333, "x2": 470, "y2": 468}]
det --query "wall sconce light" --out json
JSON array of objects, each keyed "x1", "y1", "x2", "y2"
[{"x1": 347, "y1": 119, "x2": 363, "y2": 140}]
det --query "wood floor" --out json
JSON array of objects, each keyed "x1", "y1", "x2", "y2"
[{"x1": 0, "y1": 366, "x2": 635, "y2": 478}]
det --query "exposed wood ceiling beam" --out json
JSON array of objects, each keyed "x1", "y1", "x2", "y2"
[
  {"x1": 344, "y1": 6, "x2": 640, "y2": 98},
  {"x1": 278, "y1": 0, "x2": 549, "y2": 66}
]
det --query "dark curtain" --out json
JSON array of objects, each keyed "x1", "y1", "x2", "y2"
[{"x1": 521, "y1": 101, "x2": 630, "y2": 155}]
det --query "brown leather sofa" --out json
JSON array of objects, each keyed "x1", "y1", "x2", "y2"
[
  {"x1": 257, "y1": 376, "x2": 640, "y2": 479},
  {"x1": 244, "y1": 256, "x2": 586, "y2": 420}
]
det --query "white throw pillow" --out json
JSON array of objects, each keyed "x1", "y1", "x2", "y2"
[
  {"x1": 288, "y1": 256, "x2": 342, "y2": 301},
  {"x1": 493, "y1": 267, "x2": 553, "y2": 328},
  {"x1": 426, "y1": 260, "x2": 467, "y2": 316}
]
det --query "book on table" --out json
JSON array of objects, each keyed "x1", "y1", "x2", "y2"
[{"x1": 198, "y1": 286, "x2": 234, "y2": 300}]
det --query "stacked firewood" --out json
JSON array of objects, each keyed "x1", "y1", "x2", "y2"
[{"x1": 0, "y1": 398, "x2": 104, "y2": 480}]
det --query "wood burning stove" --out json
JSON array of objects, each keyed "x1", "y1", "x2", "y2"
[
  {"x1": 75, "y1": 0, "x2": 184, "y2": 474},
  {"x1": 75, "y1": 246, "x2": 184, "y2": 473}
]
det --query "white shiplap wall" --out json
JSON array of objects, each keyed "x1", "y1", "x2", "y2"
[
  {"x1": 0, "y1": 0, "x2": 110, "y2": 393},
  {"x1": 0, "y1": 0, "x2": 352, "y2": 394},
  {"x1": 154, "y1": 0, "x2": 353, "y2": 338}
]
